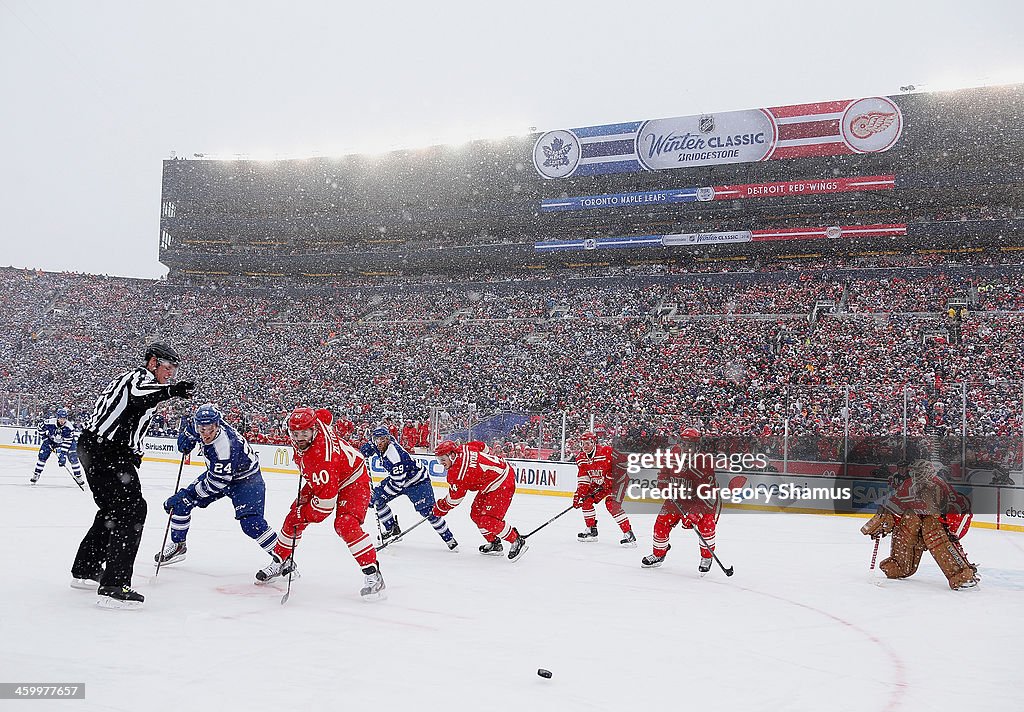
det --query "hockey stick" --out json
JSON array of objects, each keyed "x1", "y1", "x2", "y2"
[
  {"x1": 57, "y1": 456, "x2": 85, "y2": 491},
  {"x1": 376, "y1": 515, "x2": 430, "y2": 551},
  {"x1": 667, "y1": 498, "x2": 734, "y2": 576},
  {"x1": 869, "y1": 536, "x2": 881, "y2": 570},
  {"x1": 281, "y1": 471, "x2": 304, "y2": 605},
  {"x1": 522, "y1": 504, "x2": 575, "y2": 539},
  {"x1": 154, "y1": 451, "x2": 187, "y2": 578},
  {"x1": 691, "y1": 524, "x2": 734, "y2": 577}
]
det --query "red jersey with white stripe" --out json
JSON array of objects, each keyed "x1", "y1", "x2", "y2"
[
  {"x1": 575, "y1": 444, "x2": 630, "y2": 494},
  {"x1": 885, "y1": 475, "x2": 972, "y2": 539},
  {"x1": 440, "y1": 441, "x2": 513, "y2": 509},
  {"x1": 656, "y1": 452, "x2": 719, "y2": 519},
  {"x1": 292, "y1": 417, "x2": 369, "y2": 522}
]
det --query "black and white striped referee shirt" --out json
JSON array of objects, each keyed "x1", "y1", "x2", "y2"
[{"x1": 83, "y1": 367, "x2": 174, "y2": 455}]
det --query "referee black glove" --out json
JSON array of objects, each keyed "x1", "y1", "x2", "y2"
[{"x1": 169, "y1": 381, "x2": 196, "y2": 398}]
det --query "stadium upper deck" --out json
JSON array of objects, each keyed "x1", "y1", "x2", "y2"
[{"x1": 159, "y1": 83, "x2": 1024, "y2": 278}]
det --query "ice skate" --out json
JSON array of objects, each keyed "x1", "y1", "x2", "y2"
[
  {"x1": 380, "y1": 520, "x2": 402, "y2": 545},
  {"x1": 577, "y1": 526, "x2": 598, "y2": 543},
  {"x1": 446, "y1": 538, "x2": 460, "y2": 553},
  {"x1": 153, "y1": 541, "x2": 187, "y2": 566},
  {"x1": 699, "y1": 556, "x2": 713, "y2": 576},
  {"x1": 507, "y1": 530, "x2": 529, "y2": 562},
  {"x1": 642, "y1": 544, "x2": 670, "y2": 568},
  {"x1": 619, "y1": 531, "x2": 637, "y2": 548},
  {"x1": 255, "y1": 554, "x2": 299, "y2": 584},
  {"x1": 955, "y1": 576, "x2": 980, "y2": 591},
  {"x1": 479, "y1": 538, "x2": 503, "y2": 556},
  {"x1": 70, "y1": 576, "x2": 101, "y2": 590},
  {"x1": 360, "y1": 563, "x2": 387, "y2": 601},
  {"x1": 96, "y1": 584, "x2": 144, "y2": 610},
  {"x1": 29, "y1": 473, "x2": 39, "y2": 484}
]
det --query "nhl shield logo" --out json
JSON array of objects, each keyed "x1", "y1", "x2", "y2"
[
  {"x1": 699, "y1": 115, "x2": 715, "y2": 133},
  {"x1": 583, "y1": 238, "x2": 598, "y2": 250}
]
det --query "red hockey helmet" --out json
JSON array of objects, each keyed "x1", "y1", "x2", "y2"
[
  {"x1": 680, "y1": 427, "x2": 701, "y2": 440},
  {"x1": 288, "y1": 407, "x2": 318, "y2": 451},
  {"x1": 289, "y1": 407, "x2": 317, "y2": 431},
  {"x1": 580, "y1": 431, "x2": 597, "y2": 441},
  {"x1": 435, "y1": 440, "x2": 460, "y2": 458}
]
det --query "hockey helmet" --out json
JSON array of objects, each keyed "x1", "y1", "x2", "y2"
[
  {"x1": 56, "y1": 407, "x2": 69, "y2": 420},
  {"x1": 435, "y1": 440, "x2": 460, "y2": 458},
  {"x1": 288, "y1": 407, "x2": 319, "y2": 451},
  {"x1": 144, "y1": 342, "x2": 180, "y2": 366},
  {"x1": 680, "y1": 427, "x2": 701, "y2": 440},
  {"x1": 289, "y1": 407, "x2": 318, "y2": 432},
  {"x1": 371, "y1": 426, "x2": 391, "y2": 442},
  {"x1": 194, "y1": 403, "x2": 223, "y2": 427},
  {"x1": 580, "y1": 431, "x2": 597, "y2": 441}
]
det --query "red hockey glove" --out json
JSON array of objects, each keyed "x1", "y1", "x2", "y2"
[
  {"x1": 433, "y1": 498, "x2": 453, "y2": 518},
  {"x1": 572, "y1": 485, "x2": 591, "y2": 509}
]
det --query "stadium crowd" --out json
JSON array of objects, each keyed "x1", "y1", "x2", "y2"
[{"x1": 1, "y1": 261, "x2": 1021, "y2": 466}]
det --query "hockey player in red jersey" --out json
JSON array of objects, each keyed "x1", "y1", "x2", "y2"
[
  {"x1": 642, "y1": 428, "x2": 721, "y2": 575},
  {"x1": 255, "y1": 406, "x2": 385, "y2": 599},
  {"x1": 432, "y1": 440, "x2": 528, "y2": 562},
  {"x1": 573, "y1": 432, "x2": 636, "y2": 547},
  {"x1": 861, "y1": 458, "x2": 978, "y2": 590}
]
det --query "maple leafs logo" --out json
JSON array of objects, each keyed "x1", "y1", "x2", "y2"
[
  {"x1": 542, "y1": 136, "x2": 574, "y2": 169},
  {"x1": 849, "y1": 112, "x2": 897, "y2": 139}
]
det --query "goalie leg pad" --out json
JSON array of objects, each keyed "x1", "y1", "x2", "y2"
[
  {"x1": 879, "y1": 512, "x2": 923, "y2": 579},
  {"x1": 921, "y1": 515, "x2": 977, "y2": 589}
]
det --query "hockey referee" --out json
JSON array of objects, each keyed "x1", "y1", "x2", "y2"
[{"x1": 71, "y1": 342, "x2": 195, "y2": 609}]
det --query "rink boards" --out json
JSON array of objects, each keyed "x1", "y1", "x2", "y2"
[{"x1": 3, "y1": 425, "x2": 1022, "y2": 532}]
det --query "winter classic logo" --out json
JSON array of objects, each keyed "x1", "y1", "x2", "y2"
[
  {"x1": 636, "y1": 109, "x2": 777, "y2": 170},
  {"x1": 533, "y1": 130, "x2": 581, "y2": 179},
  {"x1": 840, "y1": 97, "x2": 902, "y2": 153}
]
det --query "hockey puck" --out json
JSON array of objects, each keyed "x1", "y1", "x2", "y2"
[{"x1": 537, "y1": 669, "x2": 552, "y2": 679}]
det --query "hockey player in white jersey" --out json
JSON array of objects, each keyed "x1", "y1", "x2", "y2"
[
  {"x1": 154, "y1": 403, "x2": 279, "y2": 566},
  {"x1": 31, "y1": 407, "x2": 85, "y2": 487}
]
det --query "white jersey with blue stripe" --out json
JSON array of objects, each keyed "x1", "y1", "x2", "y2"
[
  {"x1": 361, "y1": 437, "x2": 429, "y2": 491},
  {"x1": 38, "y1": 419, "x2": 77, "y2": 450},
  {"x1": 194, "y1": 423, "x2": 261, "y2": 499}
]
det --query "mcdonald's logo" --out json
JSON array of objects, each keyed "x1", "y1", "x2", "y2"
[{"x1": 273, "y1": 447, "x2": 292, "y2": 466}]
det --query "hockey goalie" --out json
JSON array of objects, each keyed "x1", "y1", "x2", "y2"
[{"x1": 861, "y1": 459, "x2": 978, "y2": 591}]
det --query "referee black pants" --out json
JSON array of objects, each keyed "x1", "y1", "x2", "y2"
[{"x1": 71, "y1": 432, "x2": 148, "y2": 588}]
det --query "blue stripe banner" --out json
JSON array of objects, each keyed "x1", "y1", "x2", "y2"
[{"x1": 540, "y1": 188, "x2": 699, "y2": 213}]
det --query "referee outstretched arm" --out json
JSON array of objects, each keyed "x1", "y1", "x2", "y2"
[{"x1": 71, "y1": 342, "x2": 195, "y2": 609}]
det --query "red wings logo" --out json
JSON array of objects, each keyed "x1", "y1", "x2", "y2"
[{"x1": 849, "y1": 112, "x2": 897, "y2": 139}]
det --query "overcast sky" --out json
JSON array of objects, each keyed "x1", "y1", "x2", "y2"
[{"x1": 2, "y1": 0, "x2": 1023, "y2": 279}]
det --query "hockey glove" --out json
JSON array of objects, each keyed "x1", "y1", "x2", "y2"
[
  {"x1": 169, "y1": 381, "x2": 197, "y2": 398},
  {"x1": 164, "y1": 487, "x2": 197, "y2": 514},
  {"x1": 177, "y1": 430, "x2": 197, "y2": 454},
  {"x1": 861, "y1": 510, "x2": 896, "y2": 538},
  {"x1": 433, "y1": 497, "x2": 456, "y2": 518},
  {"x1": 572, "y1": 485, "x2": 591, "y2": 509}
]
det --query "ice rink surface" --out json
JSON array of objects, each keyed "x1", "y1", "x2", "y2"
[{"x1": 2, "y1": 447, "x2": 1023, "y2": 712}]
